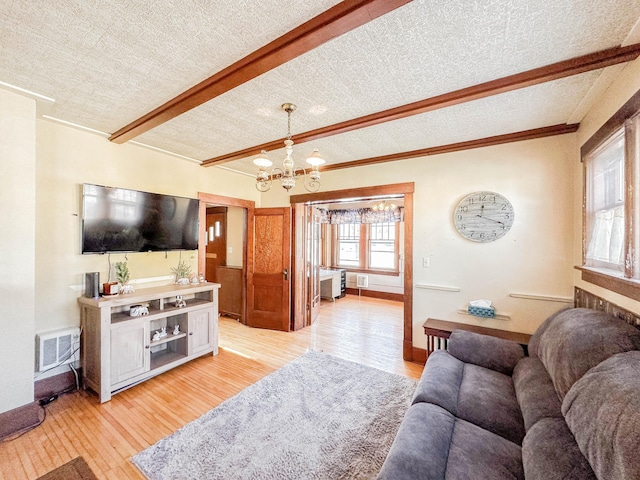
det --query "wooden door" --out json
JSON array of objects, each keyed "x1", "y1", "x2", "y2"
[
  {"x1": 205, "y1": 207, "x2": 227, "y2": 282},
  {"x1": 110, "y1": 319, "x2": 149, "y2": 386},
  {"x1": 247, "y1": 207, "x2": 291, "y2": 331},
  {"x1": 308, "y1": 206, "x2": 322, "y2": 325}
]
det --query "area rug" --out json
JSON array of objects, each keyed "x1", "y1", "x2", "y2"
[
  {"x1": 132, "y1": 351, "x2": 416, "y2": 479},
  {"x1": 36, "y1": 457, "x2": 98, "y2": 480}
]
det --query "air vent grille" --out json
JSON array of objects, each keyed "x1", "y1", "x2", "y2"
[{"x1": 36, "y1": 327, "x2": 80, "y2": 372}]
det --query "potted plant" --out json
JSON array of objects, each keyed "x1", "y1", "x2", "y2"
[
  {"x1": 115, "y1": 261, "x2": 134, "y2": 293},
  {"x1": 172, "y1": 260, "x2": 192, "y2": 285}
]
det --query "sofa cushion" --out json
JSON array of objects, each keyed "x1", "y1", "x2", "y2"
[
  {"x1": 411, "y1": 350, "x2": 463, "y2": 412},
  {"x1": 522, "y1": 418, "x2": 597, "y2": 480},
  {"x1": 527, "y1": 308, "x2": 567, "y2": 358},
  {"x1": 512, "y1": 357, "x2": 562, "y2": 431},
  {"x1": 448, "y1": 330, "x2": 525, "y2": 375},
  {"x1": 563, "y1": 351, "x2": 640, "y2": 480},
  {"x1": 377, "y1": 403, "x2": 523, "y2": 480},
  {"x1": 534, "y1": 308, "x2": 640, "y2": 399},
  {"x1": 413, "y1": 350, "x2": 525, "y2": 445}
]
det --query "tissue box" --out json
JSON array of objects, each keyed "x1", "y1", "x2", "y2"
[{"x1": 468, "y1": 305, "x2": 495, "y2": 318}]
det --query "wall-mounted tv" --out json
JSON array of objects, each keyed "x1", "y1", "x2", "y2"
[{"x1": 81, "y1": 184, "x2": 199, "y2": 254}]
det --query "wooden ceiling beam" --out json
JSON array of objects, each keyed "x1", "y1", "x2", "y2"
[
  {"x1": 319, "y1": 123, "x2": 580, "y2": 172},
  {"x1": 108, "y1": 0, "x2": 412, "y2": 144},
  {"x1": 201, "y1": 43, "x2": 640, "y2": 167}
]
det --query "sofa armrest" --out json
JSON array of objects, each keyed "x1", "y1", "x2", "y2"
[{"x1": 448, "y1": 330, "x2": 525, "y2": 375}]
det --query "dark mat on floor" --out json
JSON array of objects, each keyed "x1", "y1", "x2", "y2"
[{"x1": 37, "y1": 457, "x2": 98, "y2": 480}]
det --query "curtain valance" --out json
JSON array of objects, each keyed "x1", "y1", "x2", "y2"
[{"x1": 319, "y1": 207, "x2": 403, "y2": 224}]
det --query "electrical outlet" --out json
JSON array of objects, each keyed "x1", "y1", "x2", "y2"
[{"x1": 423, "y1": 257, "x2": 430, "y2": 268}]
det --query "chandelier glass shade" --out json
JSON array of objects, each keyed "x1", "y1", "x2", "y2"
[
  {"x1": 253, "y1": 103, "x2": 325, "y2": 192},
  {"x1": 371, "y1": 200, "x2": 397, "y2": 211}
]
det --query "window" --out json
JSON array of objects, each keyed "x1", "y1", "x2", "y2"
[
  {"x1": 337, "y1": 224, "x2": 360, "y2": 267},
  {"x1": 581, "y1": 92, "x2": 640, "y2": 299},
  {"x1": 333, "y1": 222, "x2": 400, "y2": 273},
  {"x1": 369, "y1": 222, "x2": 397, "y2": 270},
  {"x1": 585, "y1": 130, "x2": 625, "y2": 271}
]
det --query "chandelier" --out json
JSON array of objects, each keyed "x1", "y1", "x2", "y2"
[
  {"x1": 372, "y1": 200, "x2": 397, "y2": 211},
  {"x1": 253, "y1": 103, "x2": 325, "y2": 192}
]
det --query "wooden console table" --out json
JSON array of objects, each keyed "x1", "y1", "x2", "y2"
[{"x1": 423, "y1": 318, "x2": 532, "y2": 356}]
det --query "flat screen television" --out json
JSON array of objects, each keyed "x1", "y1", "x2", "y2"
[{"x1": 81, "y1": 184, "x2": 199, "y2": 254}]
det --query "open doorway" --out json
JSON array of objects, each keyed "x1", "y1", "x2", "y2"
[
  {"x1": 205, "y1": 205, "x2": 246, "y2": 320},
  {"x1": 290, "y1": 182, "x2": 415, "y2": 362},
  {"x1": 198, "y1": 193, "x2": 254, "y2": 325}
]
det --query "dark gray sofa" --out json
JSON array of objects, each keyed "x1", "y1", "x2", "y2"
[{"x1": 378, "y1": 308, "x2": 640, "y2": 480}]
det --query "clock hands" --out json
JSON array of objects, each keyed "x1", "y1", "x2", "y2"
[{"x1": 476, "y1": 214, "x2": 505, "y2": 226}]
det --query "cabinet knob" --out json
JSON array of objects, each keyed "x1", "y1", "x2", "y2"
[
  {"x1": 189, "y1": 332, "x2": 193, "y2": 336},
  {"x1": 145, "y1": 345, "x2": 150, "y2": 349}
]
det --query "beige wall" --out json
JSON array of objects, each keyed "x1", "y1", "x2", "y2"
[
  {"x1": 35, "y1": 119, "x2": 258, "y2": 334},
  {"x1": 263, "y1": 134, "x2": 577, "y2": 346},
  {"x1": 573, "y1": 56, "x2": 640, "y2": 313},
  {"x1": 226, "y1": 206, "x2": 245, "y2": 267},
  {"x1": 0, "y1": 89, "x2": 36, "y2": 413}
]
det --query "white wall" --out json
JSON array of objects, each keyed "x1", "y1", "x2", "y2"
[{"x1": 0, "y1": 89, "x2": 36, "y2": 413}]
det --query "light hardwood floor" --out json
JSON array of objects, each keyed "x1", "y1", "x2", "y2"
[{"x1": 0, "y1": 295, "x2": 423, "y2": 479}]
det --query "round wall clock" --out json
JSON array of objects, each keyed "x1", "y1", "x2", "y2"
[{"x1": 453, "y1": 191, "x2": 514, "y2": 243}]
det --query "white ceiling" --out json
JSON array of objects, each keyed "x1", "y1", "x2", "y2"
[{"x1": 2, "y1": 0, "x2": 640, "y2": 177}]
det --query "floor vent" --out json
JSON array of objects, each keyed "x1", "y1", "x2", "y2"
[{"x1": 36, "y1": 327, "x2": 80, "y2": 372}]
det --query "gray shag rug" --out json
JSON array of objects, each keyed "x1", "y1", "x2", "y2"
[{"x1": 132, "y1": 351, "x2": 416, "y2": 480}]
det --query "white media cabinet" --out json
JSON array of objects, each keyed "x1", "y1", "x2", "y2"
[{"x1": 78, "y1": 283, "x2": 220, "y2": 403}]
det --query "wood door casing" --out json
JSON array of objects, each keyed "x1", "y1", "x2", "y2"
[
  {"x1": 291, "y1": 203, "x2": 307, "y2": 331},
  {"x1": 309, "y1": 206, "x2": 321, "y2": 325},
  {"x1": 247, "y1": 208, "x2": 291, "y2": 331}
]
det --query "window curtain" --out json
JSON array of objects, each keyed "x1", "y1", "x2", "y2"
[
  {"x1": 586, "y1": 205, "x2": 624, "y2": 265},
  {"x1": 318, "y1": 207, "x2": 404, "y2": 224}
]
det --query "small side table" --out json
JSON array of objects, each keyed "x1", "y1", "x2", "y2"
[{"x1": 423, "y1": 318, "x2": 532, "y2": 356}]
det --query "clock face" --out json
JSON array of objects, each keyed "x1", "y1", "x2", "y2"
[{"x1": 453, "y1": 191, "x2": 514, "y2": 243}]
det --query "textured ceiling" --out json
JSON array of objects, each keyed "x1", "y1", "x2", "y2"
[{"x1": 2, "y1": 0, "x2": 640, "y2": 178}]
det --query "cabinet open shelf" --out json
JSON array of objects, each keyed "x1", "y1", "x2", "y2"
[
  {"x1": 110, "y1": 298, "x2": 214, "y2": 325},
  {"x1": 150, "y1": 332, "x2": 187, "y2": 347},
  {"x1": 150, "y1": 350, "x2": 188, "y2": 370}
]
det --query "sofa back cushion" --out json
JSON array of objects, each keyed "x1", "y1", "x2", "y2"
[
  {"x1": 512, "y1": 357, "x2": 562, "y2": 431},
  {"x1": 533, "y1": 308, "x2": 640, "y2": 399},
  {"x1": 562, "y1": 351, "x2": 640, "y2": 480},
  {"x1": 527, "y1": 308, "x2": 567, "y2": 358}
]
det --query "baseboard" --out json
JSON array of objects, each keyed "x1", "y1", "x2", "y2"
[
  {"x1": 0, "y1": 401, "x2": 41, "y2": 441},
  {"x1": 34, "y1": 369, "x2": 80, "y2": 400},
  {"x1": 345, "y1": 288, "x2": 404, "y2": 302},
  {"x1": 412, "y1": 347, "x2": 427, "y2": 365}
]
